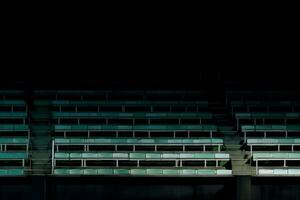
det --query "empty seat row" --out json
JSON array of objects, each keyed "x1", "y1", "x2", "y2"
[
  {"x1": 54, "y1": 138, "x2": 223, "y2": 145},
  {"x1": 258, "y1": 168, "x2": 300, "y2": 176},
  {"x1": 54, "y1": 152, "x2": 230, "y2": 160},
  {"x1": 53, "y1": 125, "x2": 218, "y2": 138},
  {"x1": 231, "y1": 101, "x2": 300, "y2": 114},
  {"x1": 235, "y1": 113, "x2": 300, "y2": 130},
  {"x1": 241, "y1": 125, "x2": 300, "y2": 142},
  {"x1": 52, "y1": 112, "x2": 214, "y2": 125},
  {"x1": 54, "y1": 168, "x2": 232, "y2": 176}
]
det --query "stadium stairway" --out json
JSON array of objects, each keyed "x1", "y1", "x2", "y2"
[
  {"x1": 29, "y1": 103, "x2": 52, "y2": 175},
  {"x1": 212, "y1": 100, "x2": 254, "y2": 175}
]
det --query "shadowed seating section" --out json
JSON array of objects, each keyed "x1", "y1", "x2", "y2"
[
  {"x1": 241, "y1": 125, "x2": 300, "y2": 142},
  {"x1": 36, "y1": 100, "x2": 210, "y2": 112},
  {"x1": 236, "y1": 113, "x2": 300, "y2": 130},
  {"x1": 47, "y1": 90, "x2": 231, "y2": 176},
  {"x1": 53, "y1": 124, "x2": 218, "y2": 138},
  {"x1": 231, "y1": 101, "x2": 300, "y2": 114},
  {"x1": 0, "y1": 92, "x2": 30, "y2": 176}
]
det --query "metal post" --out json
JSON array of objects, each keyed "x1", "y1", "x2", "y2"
[
  {"x1": 51, "y1": 140, "x2": 55, "y2": 174},
  {"x1": 256, "y1": 161, "x2": 258, "y2": 175}
]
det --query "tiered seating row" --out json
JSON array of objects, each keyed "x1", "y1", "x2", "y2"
[
  {"x1": 52, "y1": 112, "x2": 213, "y2": 125},
  {"x1": 54, "y1": 168, "x2": 232, "y2": 176},
  {"x1": 241, "y1": 125, "x2": 300, "y2": 142},
  {"x1": 0, "y1": 97, "x2": 29, "y2": 176},
  {"x1": 37, "y1": 100, "x2": 211, "y2": 113},
  {"x1": 54, "y1": 125, "x2": 218, "y2": 138}
]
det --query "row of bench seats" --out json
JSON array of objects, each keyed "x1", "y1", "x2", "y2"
[
  {"x1": 226, "y1": 90, "x2": 300, "y2": 176},
  {"x1": 52, "y1": 112, "x2": 214, "y2": 125},
  {"x1": 54, "y1": 168, "x2": 232, "y2": 176},
  {"x1": 37, "y1": 100, "x2": 211, "y2": 113},
  {"x1": 49, "y1": 92, "x2": 229, "y2": 176},
  {"x1": 53, "y1": 125, "x2": 218, "y2": 138},
  {"x1": 231, "y1": 101, "x2": 300, "y2": 114},
  {"x1": 0, "y1": 96, "x2": 29, "y2": 176}
]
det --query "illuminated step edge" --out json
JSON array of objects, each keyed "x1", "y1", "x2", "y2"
[{"x1": 54, "y1": 168, "x2": 232, "y2": 176}]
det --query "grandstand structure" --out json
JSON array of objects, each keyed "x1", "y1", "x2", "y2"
[{"x1": 1, "y1": 74, "x2": 300, "y2": 200}]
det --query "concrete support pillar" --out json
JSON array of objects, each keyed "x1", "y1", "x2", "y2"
[{"x1": 236, "y1": 176, "x2": 251, "y2": 200}]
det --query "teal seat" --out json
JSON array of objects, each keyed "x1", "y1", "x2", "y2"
[
  {"x1": 54, "y1": 137, "x2": 223, "y2": 145},
  {"x1": 242, "y1": 125, "x2": 300, "y2": 132},
  {"x1": 54, "y1": 124, "x2": 218, "y2": 131},
  {"x1": 54, "y1": 152, "x2": 229, "y2": 160},
  {"x1": 0, "y1": 112, "x2": 27, "y2": 118},
  {"x1": 0, "y1": 137, "x2": 28, "y2": 144},
  {"x1": 52, "y1": 112, "x2": 213, "y2": 119},
  {"x1": 0, "y1": 125, "x2": 29, "y2": 131},
  {"x1": 0, "y1": 169, "x2": 24, "y2": 176},
  {"x1": 53, "y1": 168, "x2": 232, "y2": 176},
  {"x1": 0, "y1": 152, "x2": 27, "y2": 159},
  {"x1": 236, "y1": 113, "x2": 300, "y2": 119},
  {"x1": 253, "y1": 152, "x2": 300, "y2": 160},
  {"x1": 38, "y1": 100, "x2": 209, "y2": 107},
  {"x1": 247, "y1": 138, "x2": 300, "y2": 145},
  {"x1": 0, "y1": 100, "x2": 26, "y2": 106}
]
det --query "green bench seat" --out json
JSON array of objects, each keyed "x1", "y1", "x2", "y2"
[
  {"x1": 0, "y1": 169, "x2": 24, "y2": 175},
  {"x1": 52, "y1": 112, "x2": 213, "y2": 119},
  {"x1": 247, "y1": 138, "x2": 300, "y2": 145},
  {"x1": 54, "y1": 124, "x2": 218, "y2": 131},
  {"x1": 236, "y1": 113, "x2": 300, "y2": 119},
  {"x1": 241, "y1": 125, "x2": 300, "y2": 132},
  {"x1": 253, "y1": 152, "x2": 300, "y2": 160},
  {"x1": 0, "y1": 152, "x2": 27, "y2": 159},
  {"x1": 53, "y1": 168, "x2": 232, "y2": 176},
  {"x1": 0, "y1": 125, "x2": 29, "y2": 131},
  {"x1": 54, "y1": 152, "x2": 229, "y2": 160},
  {"x1": 0, "y1": 137, "x2": 28, "y2": 144},
  {"x1": 34, "y1": 90, "x2": 203, "y2": 96},
  {"x1": 258, "y1": 168, "x2": 300, "y2": 175},
  {"x1": 0, "y1": 112, "x2": 27, "y2": 118},
  {"x1": 54, "y1": 138, "x2": 223, "y2": 145},
  {"x1": 0, "y1": 100, "x2": 26, "y2": 106},
  {"x1": 231, "y1": 101, "x2": 297, "y2": 107},
  {"x1": 46, "y1": 100, "x2": 209, "y2": 106}
]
